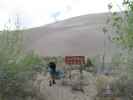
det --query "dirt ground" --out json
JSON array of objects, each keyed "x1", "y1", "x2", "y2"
[{"x1": 34, "y1": 71, "x2": 97, "y2": 100}]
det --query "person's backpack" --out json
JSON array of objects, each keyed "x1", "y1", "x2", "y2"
[{"x1": 55, "y1": 69, "x2": 65, "y2": 79}]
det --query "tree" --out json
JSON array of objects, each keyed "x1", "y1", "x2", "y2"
[
  {"x1": 108, "y1": 0, "x2": 133, "y2": 50},
  {"x1": 109, "y1": 0, "x2": 133, "y2": 78}
]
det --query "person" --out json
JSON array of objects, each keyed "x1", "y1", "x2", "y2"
[{"x1": 48, "y1": 62, "x2": 56, "y2": 86}]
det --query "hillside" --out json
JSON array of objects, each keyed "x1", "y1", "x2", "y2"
[{"x1": 23, "y1": 13, "x2": 115, "y2": 58}]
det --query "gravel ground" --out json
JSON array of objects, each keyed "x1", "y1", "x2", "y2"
[{"x1": 35, "y1": 71, "x2": 97, "y2": 100}]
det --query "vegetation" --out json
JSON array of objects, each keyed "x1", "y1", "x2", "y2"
[
  {"x1": 109, "y1": 0, "x2": 133, "y2": 77},
  {"x1": 102, "y1": 0, "x2": 133, "y2": 99},
  {"x1": 0, "y1": 28, "x2": 44, "y2": 100}
]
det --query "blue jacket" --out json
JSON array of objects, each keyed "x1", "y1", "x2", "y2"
[{"x1": 48, "y1": 67, "x2": 64, "y2": 78}]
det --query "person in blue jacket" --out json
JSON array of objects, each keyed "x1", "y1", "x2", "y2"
[
  {"x1": 48, "y1": 62, "x2": 56, "y2": 86},
  {"x1": 48, "y1": 62, "x2": 65, "y2": 86}
]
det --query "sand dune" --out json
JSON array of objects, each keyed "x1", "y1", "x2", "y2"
[{"x1": 23, "y1": 13, "x2": 115, "y2": 57}]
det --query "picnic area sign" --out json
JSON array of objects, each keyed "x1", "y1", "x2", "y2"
[{"x1": 65, "y1": 56, "x2": 85, "y2": 65}]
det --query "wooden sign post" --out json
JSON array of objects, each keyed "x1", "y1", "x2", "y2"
[
  {"x1": 65, "y1": 56, "x2": 85, "y2": 92},
  {"x1": 65, "y1": 56, "x2": 85, "y2": 79}
]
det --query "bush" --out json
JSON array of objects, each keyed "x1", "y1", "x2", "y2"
[
  {"x1": 95, "y1": 74, "x2": 114, "y2": 96},
  {"x1": 0, "y1": 53, "x2": 44, "y2": 100},
  {"x1": 111, "y1": 76, "x2": 133, "y2": 100},
  {"x1": 0, "y1": 30, "x2": 44, "y2": 100}
]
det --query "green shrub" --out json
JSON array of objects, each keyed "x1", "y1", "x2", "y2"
[
  {"x1": 96, "y1": 74, "x2": 114, "y2": 96},
  {"x1": 0, "y1": 30, "x2": 44, "y2": 100}
]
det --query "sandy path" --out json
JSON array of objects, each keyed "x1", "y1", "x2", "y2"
[{"x1": 35, "y1": 72, "x2": 97, "y2": 100}]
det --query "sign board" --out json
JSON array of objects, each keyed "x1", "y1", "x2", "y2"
[{"x1": 65, "y1": 56, "x2": 85, "y2": 65}]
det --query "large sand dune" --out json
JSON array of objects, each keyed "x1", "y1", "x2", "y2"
[{"x1": 23, "y1": 13, "x2": 115, "y2": 57}]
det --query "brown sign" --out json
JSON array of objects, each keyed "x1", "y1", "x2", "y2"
[{"x1": 65, "y1": 56, "x2": 85, "y2": 65}]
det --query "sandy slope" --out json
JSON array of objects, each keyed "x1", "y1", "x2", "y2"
[{"x1": 23, "y1": 13, "x2": 115, "y2": 58}]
